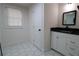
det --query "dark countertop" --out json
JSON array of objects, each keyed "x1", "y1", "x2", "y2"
[{"x1": 51, "y1": 27, "x2": 79, "y2": 35}]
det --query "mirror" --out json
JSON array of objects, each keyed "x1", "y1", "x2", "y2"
[{"x1": 62, "y1": 10, "x2": 77, "y2": 26}]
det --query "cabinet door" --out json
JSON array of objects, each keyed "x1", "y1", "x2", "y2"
[
  {"x1": 51, "y1": 32, "x2": 58, "y2": 50},
  {"x1": 51, "y1": 32, "x2": 67, "y2": 55},
  {"x1": 56, "y1": 32, "x2": 68, "y2": 55},
  {"x1": 51, "y1": 32, "x2": 68, "y2": 55}
]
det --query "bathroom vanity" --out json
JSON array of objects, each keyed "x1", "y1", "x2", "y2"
[{"x1": 51, "y1": 27, "x2": 79, "y2": 56}]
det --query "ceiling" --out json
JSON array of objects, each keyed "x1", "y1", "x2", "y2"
[
  {"x1": 14, "y1": 3, "x2": 33, "y2": 7},
  {"x1": 5, "y1": 3, "x2": 33, "y2": 7}
]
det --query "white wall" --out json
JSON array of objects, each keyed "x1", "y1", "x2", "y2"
[
  {"x1": 0, "y1": 4, "x2": 1, "y2": 42},
  {"x1": 0, "y1": 4, "x2": 3, "y2": 44},
  {"x1": 44, "y1": 3, "x2": 59, "y2": 51},
  {"x1": 58, "y1": 3, "x2": 79, "y2": 28},
  {"x1": 0, "y1": 3, "x2": 45, "y2": 53},
  {"x1": 29, "y1": 3, "x2": 44, "y2": 51},
  {"x1": 1, "y1": 4, "x2": 30, "y2": 49}
]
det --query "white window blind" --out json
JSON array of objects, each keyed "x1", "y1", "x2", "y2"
[{"x1": 8, "y1": 8, "x2": 22, "y2": 26}]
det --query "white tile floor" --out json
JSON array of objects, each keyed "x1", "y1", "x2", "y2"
[{"x1": 3, "y1": 42, "x2": 62, "y2": 56}]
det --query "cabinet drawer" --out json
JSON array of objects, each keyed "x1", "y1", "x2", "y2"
[
  {"x1": 67, "y1": 34, "x2": 79, "y2": 42},
  {"x1": 66, "y1": 38, "x2": 79, "y2": 47}
]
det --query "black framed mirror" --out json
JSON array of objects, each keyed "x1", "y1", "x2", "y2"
[{"x1": 62, "y1": 10, "x2": 77, "y2": 27}]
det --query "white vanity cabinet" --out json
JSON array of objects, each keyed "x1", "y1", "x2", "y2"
[{"x1": 51, "y1": 31, "x2": 79, "y2": 56}]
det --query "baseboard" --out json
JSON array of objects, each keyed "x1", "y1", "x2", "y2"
[
  {"x1": 0, "y1": 43, "x2": 3, "y2": 56},
  {"x1": 51, "y1": 48, "x2": 65, "y2": 56}
]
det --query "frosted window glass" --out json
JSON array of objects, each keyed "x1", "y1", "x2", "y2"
[{"x1": 8, "y1": 8, "x2": 22, "y2": 26}]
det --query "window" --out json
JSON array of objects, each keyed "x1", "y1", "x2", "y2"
[{"x1": 8, "y1": 8, "x2": 22, "y2": 26}]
